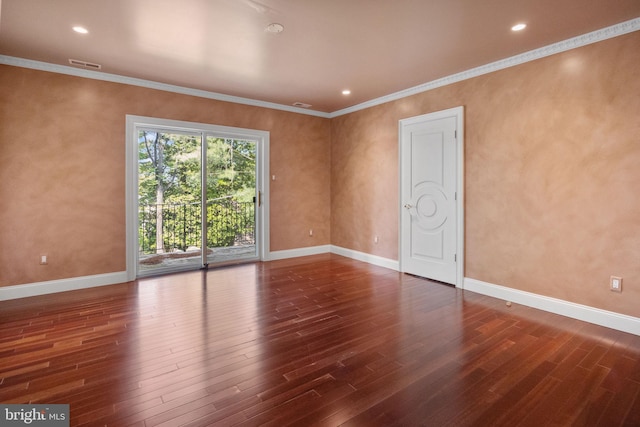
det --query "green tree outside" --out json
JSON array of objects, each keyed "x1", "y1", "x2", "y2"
[{"x1": 138, "y1": 131, "x2": 256, "y2": 254}]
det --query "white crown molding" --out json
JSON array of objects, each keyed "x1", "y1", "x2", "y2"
[
  {"x1": 464, "y1": 278, "x2": 640, "y2": 336},
  {"x1": 0, "y1": 55, "x2": 331, "y2": 119},
  {"x1": 2, "y1": 18, "x2": 638, "y2": 119},
  {"x1": 329, "y1": 17, "x2": 640, "y2": 118},
  {"x1": 0, "y1": 271, "x2": 129, "y2": 301}
]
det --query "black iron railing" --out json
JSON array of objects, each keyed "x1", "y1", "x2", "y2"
[{"x1": 139, "y1": 198, "x2": 255, "y2": 255}]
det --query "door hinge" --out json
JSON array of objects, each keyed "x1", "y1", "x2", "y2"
[
  {"x1": 454, "y1": 192, "x2": 457, "y2": 201},
  {"x1": 454, "y1": 254, "x2": 457, "y2": 262}
]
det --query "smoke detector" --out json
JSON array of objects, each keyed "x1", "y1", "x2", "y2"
[
  {"x1": 265, "y1": 23, "x2": 284, "y2": 34},
  {"x1": 292, "y1": 102, "x2": 312, "y2": 108}
]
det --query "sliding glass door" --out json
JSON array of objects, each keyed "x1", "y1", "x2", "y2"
[
  {"x1": 205, "y1": 136, "x2": 257, "y2": 265},
  {"x1": 137, "y1": 129, "x2": 204, "y2": 274},
  {"x1": 130, "y1": 118, "x2": 265, "y2": 278}
]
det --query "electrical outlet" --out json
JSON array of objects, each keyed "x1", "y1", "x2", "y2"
[
  {"x1": 610, "y1": 276, "x2": 622, "y2": 293},
  {"x1": 40, "y1": 255, "x2": 48, "y2": 265},
  {"x1": 309, "y1": 229, "x2": 313, "y2": 237},
  {"x1": 374, "y1": 236, "x2": 379, "y2": 244}
]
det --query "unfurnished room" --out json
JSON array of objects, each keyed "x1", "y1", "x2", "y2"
[{"x1": 1, "y1": 1, "x2": 639, "y2": 425}]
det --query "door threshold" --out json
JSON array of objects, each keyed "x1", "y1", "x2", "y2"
[{"x1": 403, "y1": 272, "x2": 456, "y2": 287}]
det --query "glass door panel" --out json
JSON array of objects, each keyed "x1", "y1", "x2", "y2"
[
  {"x1": 137, "y1": 129, "x2": 203, "y2": 275},
  {"x1": 205, "y1": 136, "x2": 258, "y2": 265}
]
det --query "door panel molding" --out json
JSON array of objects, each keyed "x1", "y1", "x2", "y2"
[{"x1": 399, "y1": 106, "x2": 464, "y2": 288}]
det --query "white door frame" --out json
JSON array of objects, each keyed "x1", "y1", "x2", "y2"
[
  {"x1": 398, "y1": 106, "x2": 464, "y2": 288},
  {"x1": 125, "y1": 115, "x2": 270, "y2": 281}
]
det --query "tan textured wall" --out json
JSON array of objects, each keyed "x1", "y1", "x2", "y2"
[
  {"x1": 331, "y1": 105, "x2": 400, "y2": 260},
  {"x1": 0, "y1": 66, "x2": 331, "y2": 287},
  {"x1": 331, "y1": 32, "x2": 640, "y2": 317},
  {"x1": 2, "y1": 31, "x2": 639, "y2": 318}
]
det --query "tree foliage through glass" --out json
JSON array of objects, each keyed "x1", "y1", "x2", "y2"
[{"x1": 138, "y1": 131, "x2": 256, "y2": 254}]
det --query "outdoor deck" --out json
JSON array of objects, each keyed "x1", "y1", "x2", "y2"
[{"x1": 139, "y1": 245, "x2": 256, "y2": 272}]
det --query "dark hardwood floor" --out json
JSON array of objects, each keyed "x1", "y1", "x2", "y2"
[{"x1": 1, "y1": 254, "x2": 639, "y2": 426}]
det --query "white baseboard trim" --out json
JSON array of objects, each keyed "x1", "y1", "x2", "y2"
[
  {"x1": 268, "y1": 245, "x2": 331, "y2": 261},
  {"x1": 0, "y1": 271, "x2": 129, "y2": 301},
  {"x1": 1, "y1": 245, "x2": 392, "y2": 300},
  {"x1": 266, "y1": 244, "x2": 400, "y2": 272},
  {"x1": 330, "y1": 245, "x2": 399, "y2": 271},
  {"x1": 464, "y1": 278, "x2": 640, "y2": 336}
]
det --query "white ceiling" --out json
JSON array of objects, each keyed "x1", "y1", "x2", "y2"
[{"x1": 1, "y1": 0, "x2": 639, "y2": 113}]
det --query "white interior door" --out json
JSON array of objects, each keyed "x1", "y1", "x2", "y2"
[{"x1": 400, "y1": 107, "x2": 463, "y2": 286}]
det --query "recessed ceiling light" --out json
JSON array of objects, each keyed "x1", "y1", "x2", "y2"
[
  {"x1": 511, "y1": 23, "x2": 527, "y2": 32},
  {"x1": 342, "y1": 89, "x2": 351, "y2": 95},
  {"x1": 265, "y1": 23, "x2": 284, "y2": 34},
  {"x1": 73, "y1": 26, "x2": 89, "y2": 34}
]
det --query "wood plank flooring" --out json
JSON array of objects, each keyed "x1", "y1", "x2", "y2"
[{"x1": 1, "y1": 254, "x2": 639, "y2": 426}]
